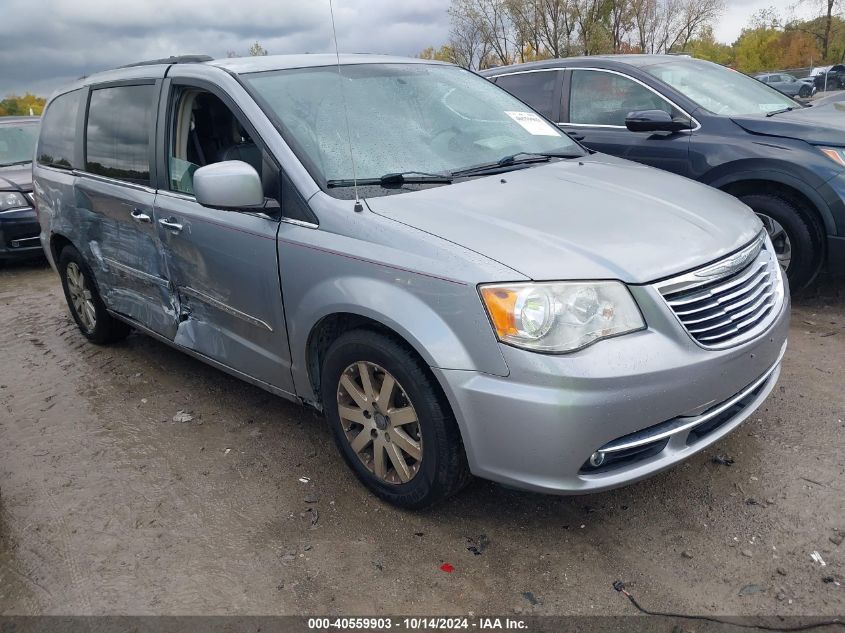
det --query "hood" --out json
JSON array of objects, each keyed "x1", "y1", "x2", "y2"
[
  {"x1": 366, "y1": 154, "x2": 761, "y2": 284},
  {"x1": 0, "y1": 164, "x2": 32, "y2": 192},
  {"x1": 731, "y1": 105, "x2": 845, "y2": 146}
]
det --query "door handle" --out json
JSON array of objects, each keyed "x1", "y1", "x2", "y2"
[
  {"x1": 158, "y1": 217, "x2": 183, "y2": 232},
  {"x1": 130, "y1": 208, "x2": 152, "y2": 223}
]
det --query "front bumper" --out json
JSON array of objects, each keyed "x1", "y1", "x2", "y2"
[
  {"x1": 435, "y1": 285, "x2": 790, "y2": 495},
  {"x1": 0, "y1": 206, "x2": 42, "y2": 260}
]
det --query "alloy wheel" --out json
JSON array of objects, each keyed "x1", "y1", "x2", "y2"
[
  {"x1": 336, "y1": 361, "x2": 423, "y2": 484},
  {"x1": 66, "y1": 262, "x2": 97, "y2": 332},
  {"x1": 757, "y1": 212, "x2": 792, "y2": 271}
]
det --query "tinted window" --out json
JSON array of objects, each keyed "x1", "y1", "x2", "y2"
[
  {"x1": 569, "y1": 70, "x2": 680, "y2": 126},
  {"x1": 495, "y1": 71, "x2": 557, "y2": 119},
  {"x1": 85, "y1": 84, "x2": 155, "y2": 185},
  {"x1": 37, "y1": 90, "x2": 82, "y2": 169}
]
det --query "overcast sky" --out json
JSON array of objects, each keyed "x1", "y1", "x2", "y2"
[{"x1": 0, "y1": 0, "x2": 818, "y2": 98}]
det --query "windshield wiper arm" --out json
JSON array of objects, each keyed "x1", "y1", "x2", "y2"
[
  {"x1": 452, "y1": 152, "x2": 581, "y2": 177},
  {"x1": 0, "y1": 160, "x2": 31, "y2": 167},
  {"x1": 326, "y1": 171, "x2": 453, "y2": 188},
  {"x1": 766, "y1": 106, "x2": 800, "y2": 117}
]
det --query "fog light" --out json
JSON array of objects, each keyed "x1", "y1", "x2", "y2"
[{"x1": 589, "y1": 451, "x2": 606, "y2": 467}]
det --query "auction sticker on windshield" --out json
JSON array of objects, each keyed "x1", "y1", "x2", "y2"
[{"x1": 504, "y1": 111, "x2": 559, "y2": 136}]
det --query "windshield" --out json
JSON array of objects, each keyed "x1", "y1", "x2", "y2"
[
  {"x1": 643, "y1": 60, "x2": 798, "y2": 116},
  {"x1": 244, "y1": 63, "x2": 582, "y2": 196},
  {"x1": 0, "y1": 122, "x2": 40, "y2": 167}
]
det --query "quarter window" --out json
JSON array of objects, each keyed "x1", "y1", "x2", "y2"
[
  {"x1": 495, "y1": 71, "x2": 557, "y2": 119},
  {"x1": 569, "y1": 70, "x2": 680, "y2": 127},
  {"x1": 37, "y1": 89, "x2": 83, "y2": 169},
  {"x1": 85, "y1": 84, "x2": 155, "y2": 185}
]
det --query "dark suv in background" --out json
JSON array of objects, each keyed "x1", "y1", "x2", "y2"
[
  {"x1": 483, "y1": 56, "x2": 845, "y2": 290},
  {"x1": 0, "y1": 116, "x2": 41, "y2": 261},
  {"x1": 814, "y1": 64, "x2": 845, "y2": 91}
]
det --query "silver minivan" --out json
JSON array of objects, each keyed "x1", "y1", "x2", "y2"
[{"x1": 34, "y1": 54, "x2": 789, "y2": 508}]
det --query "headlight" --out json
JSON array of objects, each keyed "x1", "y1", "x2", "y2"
[
  {"x1": 0, "y1": 191, "x2": 29, "y2": 212},
  {"x1": 479, "y1": 281, "x2": 645, "y2": 353},
  {"x1": 819, "y1": 147, "x2": 845, "y2": 167}
]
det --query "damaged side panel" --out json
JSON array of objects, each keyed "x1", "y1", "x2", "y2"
[
  {"x1": 74, "y1": 175, "x2": 177, "y2": 338},
  {"x1": 154, "y1": 191, "x2": 295, "y2": 395}
]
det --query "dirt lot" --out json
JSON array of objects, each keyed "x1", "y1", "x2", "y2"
[{"x1": 0, "y1": 260, "x2": 843, "y2": 617}]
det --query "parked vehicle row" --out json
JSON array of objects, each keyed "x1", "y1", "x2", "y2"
[
  {"x1": 483, "y1": 55, "x2": 845, "y2": 291},
  {"x1": 33, "y1": 54, "x2": 789, "y2": 508},
  {"x1": 754, "y1": 72, "x2": 815, "y2": 99},
  {"x1": 0, "y1": 116, "x2": 41, "y2": 261},
  {"x1": 813, "y1": 64, "x2": 845, "y2": 91}
]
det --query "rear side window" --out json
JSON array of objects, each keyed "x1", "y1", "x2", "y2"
[
  {"x1": 37, "y1": 89, "x2": 83, "y2": 169},
  {"x1": 85, "y1": 84, "x2": 155, "y2": 185},
  {"x1": 495, "y1": 71, "x2": 557, "y2": 119}
]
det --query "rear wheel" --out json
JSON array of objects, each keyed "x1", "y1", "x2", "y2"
[
  {"x1": 321, "y1": 329, "x2": 470, "y2": 509},
  {"x1": 738, "y1": 193, "x2": 821, "y2": 291},
  {"x1": 58, "y1": 245, "x2": 130, "y2": 344}
]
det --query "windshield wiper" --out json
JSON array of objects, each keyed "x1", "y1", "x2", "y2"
[
  {"x1": 766, "y1": 106, "x2": 801, "y2": 117},
  {"x1": 326, "y1": 171, "x2": 453, "y2": 188},
  {"x1": 451, "y1": 151, "x2": 581, "y2": 178},
  {"x1": 0, "y1": 160, "x2": 31, "y2": 167}
]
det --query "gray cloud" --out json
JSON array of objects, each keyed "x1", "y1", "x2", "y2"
[
  {"x1": 0, "y1": 0, "x2": 451, "y2": 97},
  {"x1": 1, "y1": 0, "x2": 812, "y2": 98}
]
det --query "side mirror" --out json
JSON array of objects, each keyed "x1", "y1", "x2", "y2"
[
  {"x1": 193, "y1": 160, "x2": 264, "y2": 210},
  {"x1": 625, "y1": 109, "x2": 692, "y2": 133}
]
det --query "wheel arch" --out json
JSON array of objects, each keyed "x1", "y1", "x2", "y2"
[
  {"x1": 49, "y1": 232, "x2": 75, "y2": 266},
  {"x1": 305, "y1": 312, "x2": 437, "y2": 407},
  {"x1": 704, "y1": 164, "x2": 835, "y2": 237}
]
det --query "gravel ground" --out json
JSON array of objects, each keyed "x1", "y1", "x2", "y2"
[{"x1": 0, "y1": 260, "x2": 843, "y2": 617}]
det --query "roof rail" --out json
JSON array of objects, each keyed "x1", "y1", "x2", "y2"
[{"x1": 119, "y1": 55, "x2": 213, "y2": 69}]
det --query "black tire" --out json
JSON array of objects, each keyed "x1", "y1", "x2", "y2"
[
  {"x1": 58, "y1": 245, "x2": 131, "y2": 344},
  {"x1": 738, "y1": 193, "x2": 821, "y2": 291},
  {"x1": 321, "y1": 329, "x2": 471, "y2": 509}
]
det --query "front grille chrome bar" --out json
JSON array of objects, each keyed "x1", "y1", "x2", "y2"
[{"x1": 656, "y1": 232, "x2": 785, "y2": 349}]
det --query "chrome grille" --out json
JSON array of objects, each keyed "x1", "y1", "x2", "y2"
[{"x1": 657, "y1": 233, "x2": 785, "y2": 349}]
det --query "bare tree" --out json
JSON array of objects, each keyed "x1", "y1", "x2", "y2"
[
  {"x1": 573, "y1": 0, "x2": 607, "y2": 55},
  {"x1": 451, "y1": 0, "x2": 516, "y2": 66},
  {"x1": 448, "y1": 1, "x2": 494, "y2": 67},
  {"x1": 669, "y1": 0, "x2": 724, "y2": 51},
  {"x1": 608, "y1": 0, "x2": 635, "y2": 52},
  {"x1": 443, "y1": 0, "x2": 723, "y2": 64},
  {"x1": 248, "y1": 41, "x2": 268, "y2": 56}
]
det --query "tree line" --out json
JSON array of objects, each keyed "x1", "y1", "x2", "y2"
[
  {"x1": 0, "y1": 94, "x2": 46, "y2": 117},
  {"x1": 419, "y1": 0, "x2": 845, "y2": 74}
]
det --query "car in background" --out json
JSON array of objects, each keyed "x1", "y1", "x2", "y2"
[
  {"x1": 814, "y1": 64, "x2": 845, "y2": 91},
  {"x1": 0, "y1": 116, "x2": 41, "y2": 261},
  {"x1": 755, "y1": 73, "x2": 815, "y2": 98},
  {"x1": 483, "y1": 55, "x2": 845, "y2": 290}
]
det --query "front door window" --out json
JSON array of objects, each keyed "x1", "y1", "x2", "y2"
[{"x1": 569, "y1": 70, "x2": 680, "y2": 127}]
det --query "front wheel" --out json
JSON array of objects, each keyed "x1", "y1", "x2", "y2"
[
  {"x1": 739, "y1": 193, "x2": 821, "y2": 291},
  {"x1": 321, "y1": 329, "x2": 470, "y2": 509}
]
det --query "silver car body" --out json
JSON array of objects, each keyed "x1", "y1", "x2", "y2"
[{"x1": 35, "y1": 55, "x2": 789, "y2": 494}]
